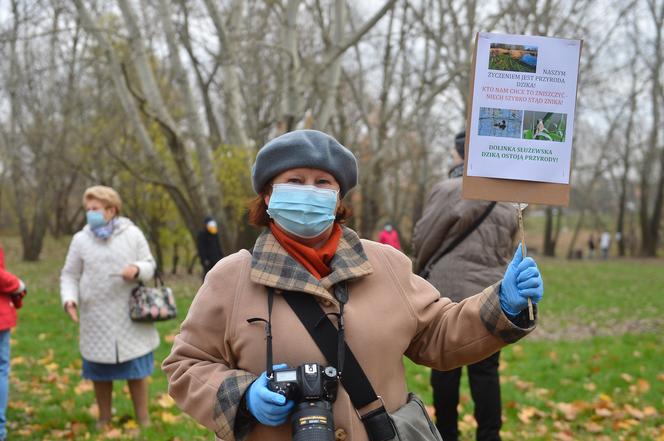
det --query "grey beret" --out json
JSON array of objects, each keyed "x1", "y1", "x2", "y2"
[
  {"x1": 454, "y1": 130, "x2": 466, "y2": 160},
  {"x1": 252, "y1": 130, "x2": 358, "y2": 196}
]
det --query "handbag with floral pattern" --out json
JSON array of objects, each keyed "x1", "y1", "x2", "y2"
[{"x1": 129, "y1": 273, "x2": 177, "y2": 322}]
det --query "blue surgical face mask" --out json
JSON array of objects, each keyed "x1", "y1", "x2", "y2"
[
  {"x1": 86, "y1": 210, "x2": 107, "y2": 229},
  {"x1": 267, "y1": 183, "x2": 339, "y2": 239}
]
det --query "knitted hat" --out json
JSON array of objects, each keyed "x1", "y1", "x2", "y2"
[
  {"x1": 454, "y1": 131, "x2": 466, "y2": 160},
  {"x1": 252, "y1": 130, "x2": 358, "y2": 196}
]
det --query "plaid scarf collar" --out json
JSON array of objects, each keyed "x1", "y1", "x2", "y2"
[{"x1": 250, "y1": 225, "x2": 374, "y2": 301}]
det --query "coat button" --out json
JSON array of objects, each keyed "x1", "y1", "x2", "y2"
[{"x1": 335, "y1": 428, "x2": 347, "y2": 441}]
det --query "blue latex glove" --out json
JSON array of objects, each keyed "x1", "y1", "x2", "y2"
[
  {"x1": 500, "y1": 244, "x2": 544, "y2": 317},
  {"x1": 246, "y1": 364, "x2": 295, "y2": 426}
]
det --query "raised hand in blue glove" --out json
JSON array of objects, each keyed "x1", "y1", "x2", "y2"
[
  {"x1": 500, "y1": 244, "x2": 543, "y2": 317},
  {"x1": 246, "y1": 364, "x2": 295, "y2": 426}
]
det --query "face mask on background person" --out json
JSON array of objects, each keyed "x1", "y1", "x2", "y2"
[
  {"x1": 86, "y1": 210, "x2": 107, "y2": 229},
  {"x1": 267, "y1": 183, "x2": 338, "y2": 239},
  {"x1": 206, "y1": 220, "x2": 218, "y2": 234}
]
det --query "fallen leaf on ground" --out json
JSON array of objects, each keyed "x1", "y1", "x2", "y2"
[
  {"x1": 612, "y1": 418, "x2": 639, "y2": 431},
  {"x1": 157, "y1": 393, "x2": 176, "y2": 408},
  {"x1": 75, "y1": 381, "x2": 93, "y2": 395},
  {"x1": 518, "y1": 406, "x2": 544, "y2": 424},
  {"x1": 584, "y1": 421, "x2": 603, "y2": 433},
  {"x1": 624, "y1": 404, "x2": 644, "y2": 419},
  {"x1": 101, "y1": 428, "x2": 123, "y2": 439},
  {"x1": 642, "y1": 406, "x2": 657, "y2": 417},
  {"x1": 161, "y1": 412, "x2": 180, "y2": 424},
  {"x1": 123, "y1": 420, "x2": 138, "y2": 430},
  {"x1": 636, "y1": 378, "x2": 650, "y2": 393},
  {"x1": 584, "y1": 382, "x2": 596, "y2": 391},
  {"x1": 595, "y1": 407, "x2": 613, "y2": 418}
]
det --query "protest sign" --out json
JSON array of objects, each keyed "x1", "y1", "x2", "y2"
[{"x1": 463, "y1": 32, "x2": 582, "y2": 206}]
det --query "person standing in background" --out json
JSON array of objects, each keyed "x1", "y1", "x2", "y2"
[
  {"x1": 0, "y1": 246, "x2": 28, "y2": 441},
  {"x1": 196, "y1": 216, "x2": 224, "y2": 278},
  {"x1": 413, "y1": 130, "x2": 519, "y2": 441},
  {"x1": 587, "y1": 234, "x2": 596, "y2": 259},
  {"x1": 378, "y1": 222, "x2": 402, "y2": 250},
  {"x1": 600, "y1": 231, "x2": 611, "y2": 259},
  {"x1": 60, "y1": 186, "x2": 158, "y2": 430}
]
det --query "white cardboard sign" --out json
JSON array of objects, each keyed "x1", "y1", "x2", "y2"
[{"x1": 466, "y1": 32, "x2": 582, "y2": 184}]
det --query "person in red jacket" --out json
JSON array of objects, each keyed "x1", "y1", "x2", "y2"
[
  {"x1": 0, "y1": 246, "x2": 27, "y2": 441},
  {"x1": 378, "y1": 223, "x2": 402, "y2": 250}
]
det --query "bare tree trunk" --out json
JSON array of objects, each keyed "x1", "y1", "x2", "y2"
[
  {"x1": 202, "y1": 0, "x2": 250, "y2": 147},
  {"x1": 74, "y1": 0, "x2": 203, "y2": 244},
  {"x1": 7, "y1": 0, "x2": 51, "y2": 261},
  {"x1": 282, "y1": 0, "x2": 302, "y2": 131},
  {"x1": 616, "y1": 69, "x2": 639, "y2": 257},
  {"x1": 314, "y1": 0, "x2": 345, "y2": 129},
  {"x1": 567, "y1": 137, "x2": 624, "y2": 258},
  {"x1": 171, "y1": 242, "x2": 180, "y2": 275},
  {"x1": 179, "y1": 2, "x2": 222, "y2": 147},
  {"x1": 315, "y1": 0, "x2": 397, "y2": 129},
  {"x1": 156, "y1": 0, "x2": 234, "y2": 247},
  {"x1": 639, "y1": 1, "x2": 663, "y2": 256},
  {"x1": 543, "y1": 206, "x2": 557, "y2": 256}
]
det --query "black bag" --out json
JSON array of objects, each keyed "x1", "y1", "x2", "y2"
[{"x1": 129, "y1": 272, "x2": 177, "y2": 322}]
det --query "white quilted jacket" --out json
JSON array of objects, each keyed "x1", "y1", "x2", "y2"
[{"x1": 60, "y1": 217, "x2": 159, "y2": 363}]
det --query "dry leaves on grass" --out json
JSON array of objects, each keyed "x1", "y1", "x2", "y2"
[
  {"x1": 157, "y1": 393, "x2": 176, "y2": 408},
  {"x1": 75, "y1": 380, "x2": 93, "y2": 395},
  {"x1": 160, "y1": 411, "x2": 181, "y2": 424},
  {"x1": 501, "y1": 371, "x2": 661, "y2": 438}
]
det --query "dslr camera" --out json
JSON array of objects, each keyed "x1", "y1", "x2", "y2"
[{"x1": 268, "y1": 363, "x2": 338, "y2": 441}]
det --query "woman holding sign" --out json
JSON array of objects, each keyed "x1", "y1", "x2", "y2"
[{"x1": 163, "y1": 130, "x2": 543, "y2": 441}]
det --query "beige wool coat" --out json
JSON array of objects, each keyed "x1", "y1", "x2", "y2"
[{"x1": 163, "y1": 226, "x2": 535, "y2": 441}]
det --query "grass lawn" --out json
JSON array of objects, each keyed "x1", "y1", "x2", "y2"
[
  {"x1": 1, "y1": 236, "x2": 663, "y2": 440},
  {"x1": 488, "y1": 54, "x2": 536, "y2": 73}
]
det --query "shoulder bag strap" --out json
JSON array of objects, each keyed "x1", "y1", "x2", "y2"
[
  {"x1": 281, "y1": 289, "x2": 396, "y2": 441},
  {"x1": 419, "y1": 201, "x2": 496, "y2": 279}
]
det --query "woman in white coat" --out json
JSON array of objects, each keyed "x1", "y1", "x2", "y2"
[{"x1": 60, "y1": 186, "x2": 158, "y2": 429}]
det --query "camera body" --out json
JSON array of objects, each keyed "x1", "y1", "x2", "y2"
[
  {"x1": 268, "y1": 363, "x2": 339, "y2": 441},
  {"x1": 268, "y1": 363, "x2": 338, "y2": 403}
]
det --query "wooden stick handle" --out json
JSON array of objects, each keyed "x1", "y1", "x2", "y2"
[{"x1": 517, "y1": 206, "x2": 535, "y2": 321}]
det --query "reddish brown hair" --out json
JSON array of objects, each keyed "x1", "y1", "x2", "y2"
[{"x1": 247, "y1": 190, "x2": 353, "y2": 229}]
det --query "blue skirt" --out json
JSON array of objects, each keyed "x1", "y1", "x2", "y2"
[{"x1": 82, "y1": 352, "x2": 154, "y2": 381}]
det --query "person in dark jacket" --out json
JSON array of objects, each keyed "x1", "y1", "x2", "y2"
[
  {"x1": 413, "y1": 130, "x2": 519, "y2": 441},
  {"x1": 197, "y1": 216, "x2": 224, "y2": 278}
]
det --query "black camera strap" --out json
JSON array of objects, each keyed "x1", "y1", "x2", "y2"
[
  {"x1": 247, "y1": 288, "x2": 275, "y2": 377},
  {"x1": 277, "y1": 286, "x2": 397, "y2": 441}
]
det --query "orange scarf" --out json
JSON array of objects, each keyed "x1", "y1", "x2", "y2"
[{"x1": 269, "y1": 222, "x2": 342, "y2": 280}]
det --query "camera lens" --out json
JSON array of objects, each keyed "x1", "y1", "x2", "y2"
[{"x1": 291, "y1": 401, "x2": 335, "y2": 441}]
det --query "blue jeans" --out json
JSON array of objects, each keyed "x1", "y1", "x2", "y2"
[{"x1": 0, "y1": 329, "x2": 10, "y2": 440}]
